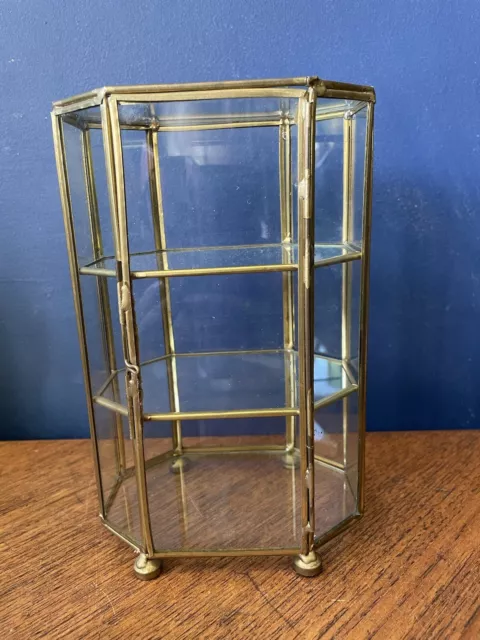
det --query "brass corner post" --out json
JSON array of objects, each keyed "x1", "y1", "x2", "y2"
[
  {"x1": 80, "y1": 127, "x2": 127, "y2": 477},
  {"x1": 51, "y1": 113, "x2": 105, "y2": 517},
  {"x1": 279, "y1": 114, "x2": 296, "y2": 451},
  {"x1": 145, "y1": 128, "x2": 183, "y2": 455},
  {"x1": 104, "y1": 96, "x2": 154, "y2": 555},
  {"x1": 357, "y1": 102, "x2": 375, "y2": 515},
  {"x1": 342, "y1": 112, "x2": 355, "y2": 470},
  {"x1": 298, "y1": 88, "x2": 317, "y2": 555}
]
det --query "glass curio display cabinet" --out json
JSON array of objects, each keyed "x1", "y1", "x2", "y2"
[{"x1": 52, "y1": 76, "x2": 375, "y2": 580}]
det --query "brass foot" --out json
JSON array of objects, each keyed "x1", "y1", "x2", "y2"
[
  {"x1": 282, "y1": 452, "x2": 300, "y2": 470},
  {"x1": 134, "y1": 554, "x2": 163, "y2": 581},
  {"x1": 170, "y1": 456, "x2": 190, "y2": 474},
  {"x1": 293, "y1": 551, "x2": 322, "y2": 577}
]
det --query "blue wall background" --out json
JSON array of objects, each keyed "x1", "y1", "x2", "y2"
[{"x1": 1, "y1": 0, "x2": 479, "y2": 438}]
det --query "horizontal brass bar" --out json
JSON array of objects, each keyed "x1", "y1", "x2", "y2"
[
  {"x1": 343, "y1": 360, "x2": 358, "y2": 386},
  {"x1": 79, "y1": 266, "x2": 116, "y2": 277},
  {"x1": 93, "y1": 395, "x2": 128, "y2": 416},
  {"x1": 313, "y1": 352, "x2": 343, "y2": 364},
  {"x1": 103, "y1": 475, "x2": 123, "y2": 514},
  {"x1": 145, "y1": 408, "x2": 300, "y2": 422},
  {"x1": 346, "y1": 101, "x2": 368, "y2": 117},
  {"x1": 101, "y1": 517, "x2": 142, "y2": 552},
  {"x1": 323, "y1": 89, "x2": 375, "y2": 103},
  {"x1": 314, "y1": 250, "x2": 362, "y2": 268},
  {"x1": 114, "y1": 88, "x2": 305, "y2": 104},
  {"x1": 182, "y1": 445, "x2": 286, "y2": 454},
  {"x1": 52, "y1": 96, "x2": 101, "y2": 116},
  {"x1": 316, "y1": 110, "x2": 348, "y2": 122},
  {"x1": 313, "y1": 513, "x2": 362, "y2": 548},
  {"x1": 156, "y1": 120, "x2": 281, "y2": 132},
  {"x1": 61, "y1": 114, "x2": 86, "y2": 131},
  {"x1": 55, "y1": 76, "x2": 378, "y2": 112},
  {"x1": 313, "y1": 384, "x2": 358, "y2": 411},
  {"x1": 83, "y1": 111, "x2": 291, "y2": 131},
  {"x1": 150, "y1": 547, "x2": 301, "y2": 559},
  {"x1": 314, "y1": 454, "x2": 345, "y2": 471},
  {"x1": 161, "y1": 347, "x2": 291, "y2": 359},
  {"x1": 94, "y1": 370, "x2": 117, "y2": 398},
  {"x1": 131, "y1": 263, "x2": 297, "y2": 279}
]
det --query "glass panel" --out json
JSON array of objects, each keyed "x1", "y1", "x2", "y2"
[
  {"x1": 143, "y1": 416, "x2": 290, "y2": 455},
  {"x1": 132, "y1": 278, "x2": 166, "y2": 364},
  {"x1": 158, "y1": 126, "x2": 280, "y2": 249},
  {"x1": 79, "y1": 275, "x2": 123, "y2": 397},
  {"x1": 63, "y1": 109, "x2": 114, "y2": 266},
  {"x1": 169, "y1": 272, "x2": 283, "y2": 353},
  {"x1": 314, "y1": 114, "x2": 343, "y2": 244},
  {"x1": 313, "y1": 260, "x2": 361, "y2": 369},
  {"x1": 93, "y1": 404, "x2": 118, "y2": 506},
  {"x1": 353, "y1": 107, "x2": 367, "y2": 246},
  {"x1": 117, "y1": 97, "x2": 299, "y2": 253},
  {"x1": 143, "y1": 427, "x2": 301, "y2": 552},
  {"x1": 313, "y1": 392, "x2": 359, "y2": 538},
  {"x1": 62, "y1": 121, "x2": 92, "y2": 267},
  {"x1": 121, "y1": 129, "x2": 155, "y2": 255},
  {"x1": 94, "y1": 403, "x2": 141, "y2": 545},
  {"x1": 138, "y1": 351, "x2": 293, "y2": 414}
]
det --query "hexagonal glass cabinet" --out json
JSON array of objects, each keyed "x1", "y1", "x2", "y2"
[{"x1": 52, "y1": 77, "x2": 374, "y2": 580}]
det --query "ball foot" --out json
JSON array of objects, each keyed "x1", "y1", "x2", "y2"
[
  {"x1": 282, "y1": 452, "x2": 300, "y2": 470},
  {"x1": 292, "y1": 551, "x2": 322, "y2": 577},
  {"x1": 134, "y1": 554, "x2": 163, "y2": 581},
  {"x1": 170, "y1": 456, "x2": 190, "y2": 474}
]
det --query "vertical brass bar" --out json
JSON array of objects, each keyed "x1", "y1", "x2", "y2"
[
  {"x1": 106, "y1": 97, "x2": 154, "y2": 555},
  {"x1": 357, "y1": 103, "x2": 374, "y2": 514},
  {"x1": 279, "y1": 120, "x2": 296, "y2": 449},
  {"x1": 82, "y1": 128, "x2": 126, "y2": 476},
  {"x1": 298, "y1": 88, "x2": 316, "y2": 555},
  {"x1": 51, "y1": 113, "x2": 105, "y2": 517},
  {"x1": 146, "y1": 129, "x2": 182, "y2": 454},
  {"x1": 342, "y1": 115, "x2": 354, "y2": 470}
]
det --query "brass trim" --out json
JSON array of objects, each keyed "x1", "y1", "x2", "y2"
[
  {"x1": 131, "y1": 263, "x2": 297, "y2": 278},
  {"x1": 51, "y1": 114, "x2": 106, "y2": 517},
  {"x1": 357, "y1": 103, "x2": 374, "y2": 514},
  {"x1": 93, "y1": 395, "x2": 129, "y2": 416},
  {"x1": 145, "y1": 407, "x2": 300, "y2": 422},
  {"x1": 151, "y1": 547, "x2": 301, "y2": 559},
  {"x1": 313, "y1": 384, "x2": 358, "y2": 411},
  {"x1": 313, "y1": 513, "x2": 362, "y2": 548},
  {"x1": 107, "y1": 96, "x2": 155, "y2": 555},
  {"x1": 115, "y1": 88, "x2": 305, "y2": 104},
  {"x1": 101, "y1": 517, "x2": 142, "y2": 552},
  {"x1": 81, "y1": 128, "x2": 126, "y2": 474},
  {"x1": 145, "y1": 128, "x2": 183, "y2": 455},
  {"x1": 297, "y1": 88, "x2": 317, "y2": 555}
]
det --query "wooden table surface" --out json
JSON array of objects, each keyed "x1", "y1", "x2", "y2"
[{"x1": 0, "y1": 432, "x2": 479, "y2": 639}]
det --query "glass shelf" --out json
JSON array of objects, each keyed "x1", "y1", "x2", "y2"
[
  {"x1": 105, "y1": 447, "x2": 356, "y2": 552},
  {"x1": 79, "y1": 243, "x2": 361, "y2": 278},
  {"x1": 93, "y1": 350, "x2": 357, "y2": 418}
]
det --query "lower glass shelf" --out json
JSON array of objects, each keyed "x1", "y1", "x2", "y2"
[
  {"x1": 105, "y1": 445, "x2": 357, "y2": 553},
  {"x1": 93, "y1": 350, "x2": 357, "y2": 418},
  {"x1": 79, "y1": 242, "x2": 361, "y2": 277}
]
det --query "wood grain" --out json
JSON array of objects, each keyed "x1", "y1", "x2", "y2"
[{"x1": 0, "y1": 432, "x2": 479, "y2": 639}]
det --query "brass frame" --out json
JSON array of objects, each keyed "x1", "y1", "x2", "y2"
[{"x1": 52, "y1": 77, "x2": 375, "y2": 568}]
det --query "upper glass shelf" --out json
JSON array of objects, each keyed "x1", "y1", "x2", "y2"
[
  {"x1": 93, "y1": 349, "x2": 358, "y2": 419},
  {"x1": 79, "y1": 243, "x2": 361, "y2": 278}
]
